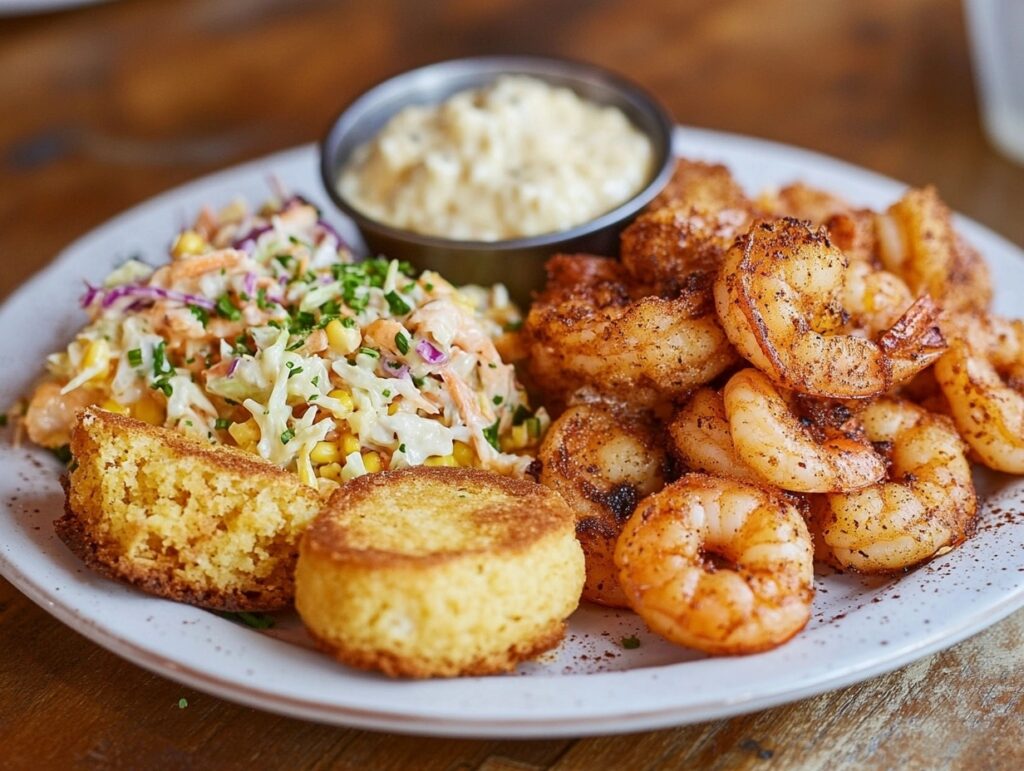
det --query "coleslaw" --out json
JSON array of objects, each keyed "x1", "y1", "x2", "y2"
[{"x1": 25, "y1": 194, "x2": 548, "y2": 488}]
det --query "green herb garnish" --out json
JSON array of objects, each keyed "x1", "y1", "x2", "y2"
[
  {"x1": 385, "y1": 290, "x2": 411, "y2": 316},
  {"x1": 483, "y1": 418, "x2": 501, "y2": 451},
  {"x1": 358, "y1": 347, "x2": 379, "y2": 359},
  {"x1": 214, "y1": 418, "x2": 231, "y2": 430},
  {"x1": 394, "y1": 332, "x2": 409, "y2": 355},
  {"x1": 621, "y1": 635, "x2": 641, "y2": 650},
  {"x1": 492, "y1": 395, "x2": 503, "y2": 406},
  {"x1": 280, "y1": 428, "x2": 295, "y2": 445},
  {"x1": 127, "y1": 348, "x2": 143, "y2": 367},
  {"x1": 215, "y1": 294, "x2": 241, "y2": 321},
  {"x1": 51, "y1": 444, "x2": 73, "y2": 465}
]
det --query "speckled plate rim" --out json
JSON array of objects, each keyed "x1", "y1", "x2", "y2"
[{"x1": 1, "y1": 127, "x2": 1023, "y2": 739}]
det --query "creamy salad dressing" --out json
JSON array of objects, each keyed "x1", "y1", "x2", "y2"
[{"x1": 338, "y1": 76, "x2": 654, "y2": 240}]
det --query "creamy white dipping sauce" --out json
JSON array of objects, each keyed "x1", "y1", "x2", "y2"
[{"x1": 338, "y1": 76, "x2": 655, "y2": 241}]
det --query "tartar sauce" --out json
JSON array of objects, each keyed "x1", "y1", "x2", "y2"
[{"x1": 338, "y1": 76, "x2": 654, "y2": 241}]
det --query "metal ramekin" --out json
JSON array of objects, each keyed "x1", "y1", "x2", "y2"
[{"x1": 319, "y1": 56, "x2": 675, "y2": 306}]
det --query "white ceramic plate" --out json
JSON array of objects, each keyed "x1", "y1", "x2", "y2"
[{"x1": 2, "y1": 128, "x2": 1023, "y2": 738}]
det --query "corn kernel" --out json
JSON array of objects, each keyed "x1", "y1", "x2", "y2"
[
  {"x1": 310, "y1": 440, "x2": 342, "y2": 465},
  {"x1": 228, "y1": 418, "x2": 260, "y2": 447},
  {"x1": 325, "y1": 318, "x2": 361, "y2": 355},
  {"x1": 361, "y1": 451, "x2": 382, "y2": 473},
  {"x1": 424, "y1": 454, "x2": 457, "y2": 467},
  {"x1": 171, "y1": 229, "x2": 207, "y2": 258},
  {"x1": 318, "y1": 462, "x2": 343, "y2": 481},
  {"x1": 512, "y1": 424, "x2": 529, "y2": 448},
  {"x1": 100, "y1": 399, "x2": 129, "y2": 415},
  {"x1": 130, "y1": 397, "x2": 165, "y2": 426},
  {"x1": 388, "y1": 400, "x2": 401, "y2": 416},
  {"x1": 452, "y1": 441, "x2": 474, "y2": 466},
  {"x1": 328, "y1": 389, "x2": 355, "y2": 414},
  {"x1": 82, "y1": 339, "x2": 110, "y2": 375},
  {"x1": 340, "y1": 433, "x2": 361, "y2": 455}
]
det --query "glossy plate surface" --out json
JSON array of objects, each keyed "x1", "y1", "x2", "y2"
[{"x1": 2, "y1": 128, "x2": 1023, "y2": 738}]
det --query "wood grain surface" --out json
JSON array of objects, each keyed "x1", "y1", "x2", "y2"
[{"x1": 2, "y1": 0, "x2": 1023, "y2": 768}]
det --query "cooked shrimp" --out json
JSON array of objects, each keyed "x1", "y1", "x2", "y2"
[
  {"x1": 876, "y1": 186, "x2": 992, "y2": 313},
  {"x1": 24, "y1": 381, "x2": 104, "y2": 448},
  {"x1": 934, "y1": 314, "x2": 1024, "y2": 472},
  {"x1": 814, "y1": 398, "x2": 976, "y2": 572},
  {"x1": 722, "y1": 368, "x2": 886, "y2": 492},
  {"x1": 757, "y1": 182, "x2": 852, "y2": 226},
  {"x1": 614, "y1": 473, "x2": 814, "y2": 655},
  {"x1": 668, "y1": 388, "x2": 762, "y2": 484},
  {"x1": 840, "y1": 260, "x2": 915, "y2": 337},
  {"x1": 713, "y1": 217, "x2": 946, "y2": 398},
  {"x1": 526, "y1": 254, "x2": 737, "y2": 408},
  {"x1": 163, "y1": 249, "x2": 245, "y2": 281},
  {"x1": 538, "y1": 403, "x2": 669, "y2": 607},
  {"x1": 620, "y1": 205, "x2": 750, "y2": 294},
  {"x1": 648, "y1": 159, "x2": 753, "y2": 214}
]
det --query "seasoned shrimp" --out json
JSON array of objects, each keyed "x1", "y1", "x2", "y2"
[
  {"x1": 814, "y1": 398, "x2": 976, "y2": 572},
  {"x1": 525, "y1": 254, "x2": 736, "y2": 408},
  {"x1": 876, "y1": 187, "x2": 992, "y2": 313},
  {"x1": 757, "y1": 182, "x2": 852, "y2": 226},
  {"x1": 538, "y1": 403, "x2": 670, "y2": 607},
  {"x1": 620, "y1": 205, "x2": 750, "y2": 294},
  {"x1": 840, "y1": 260, "x2": 916, "y2": 337},
  {"x1": 722, "y1": 369, "x2": 886, "y2": 493},
  {"x1": 614, "y1": 473, "x2": 815, "y2": 655},
  {"x1": 713, "y1": 217, "x2": 946, "y2": 398},
  {"x1": 648, "y1": 159, "x2": 753, "y2": 214},
  {"x1": 934, "y1": 314, "x2": 1024, "y2": 472},
  {"x1": 24, "y1": 381, "x2": 104, "y2": 448},
  {"x1": 668, "y1": 388, "x2": 762, "y2": 484}
]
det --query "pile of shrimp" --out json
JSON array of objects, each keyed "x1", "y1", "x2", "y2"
[{"x1": 524, "y1": 159, "x2": 1011, "y2": 656}]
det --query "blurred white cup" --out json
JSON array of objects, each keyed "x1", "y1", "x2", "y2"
[{"x1": 965, "y1": 0, "x2": 1024, "y2": 165}]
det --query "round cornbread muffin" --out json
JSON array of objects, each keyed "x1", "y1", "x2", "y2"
[{"x1": 295, "y1": 467, "x2": 585, "y2": 678}]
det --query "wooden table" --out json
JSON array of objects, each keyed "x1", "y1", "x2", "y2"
[{"x1": 2, "y1": 0, "x2": 1023, "y2": 767}]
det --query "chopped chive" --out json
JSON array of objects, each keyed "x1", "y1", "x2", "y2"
[
  {"x1": 398, "y1": 443, "x2": 406, "y2": 453},
  {"x1": 51, "y1": 444, "x2": 73, "y2": 465},
  {"x1": 287, "y1": 366, "x2": 304, "y2": 379},
  {"x1": 280, "y1": 428, "x2": 295, "y2": 445},
  {"x1": 394, "y1": 332, "x2": 409, "y2": 355},
  {"x1": 256, "y1": 287, "x2": 273, "y2": 310},
  {"x1": 382, "y1": 389, "x2": 391, "y2": 398},
  {"x1": 214, "y1": 418, "x2": 231, "y2": 430},
  {"x1": 384, "y1": 290, "x2": 411, "y2": 315},
  {"x1": 512, "y1": 405, "x2": 531, "y2": 425},
  {"x1": 358, "y1": 347, "x2": 379, "y2": 359},
  {"x1": 311, "y1": 375, "x2": 319, "y2": 386},
  {"x1": 127, "y1": 348, "x2": 143, "y2": 367},
  {"x1": 178, "y1": 698, "x2": 188, "y2": 709},
  {"x1": 482, "y1": 418, "x2": 501, "y2": 451},
  {"x1": 215, "y1": 294, "x2": 241, "y2": 321},
  {"x1": 621, "y1": 635, "x2": 641, "y2": 649},
  {"x1": 492, "y1": 395, "x2": 503, "y2": 406}
]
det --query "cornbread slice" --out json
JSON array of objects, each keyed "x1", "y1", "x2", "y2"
[
  {"x1": 295, "y1": 467, "x2": 585, "y2": 678},
  {"x1": 58, "y1": 407, "x2": 323, "y2": 611}
]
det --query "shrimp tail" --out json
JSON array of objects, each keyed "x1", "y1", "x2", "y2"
[{"x1": 878, "y1": 295, "x2": 947, "y2": 383}]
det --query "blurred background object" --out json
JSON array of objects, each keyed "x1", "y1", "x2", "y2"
[
  {"x1": 2, "y1": 1, "x2": 1024, "y2": 768},
  {"x1": 965, "y1": 0, "x2": 1024, "y2": 165}
]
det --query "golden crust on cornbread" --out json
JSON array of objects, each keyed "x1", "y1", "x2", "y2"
[
  {"x1": 58, "y1": 407, "x2": 323, "y2": 611},
  {"x1": 295, "y1": 467, "x2": 585, "y2": 678}
]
